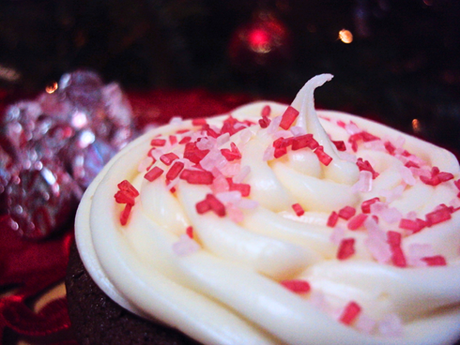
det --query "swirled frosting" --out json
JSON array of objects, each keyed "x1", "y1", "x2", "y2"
[{"x1": 75, "y1": 75, "x2": 460, "y2": 345}]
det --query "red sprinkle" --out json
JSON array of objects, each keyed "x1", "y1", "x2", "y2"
[
  {"x1": 169, "y1": 135, "x2": 177, "y2": 145},
  {"x1": 327, "y1": 211, "x2": 339, "y2": 227},
  {"x1": 332, "y1": 140, "x2": 347, "y2": 151},
  {"x1": 120, "y1": 203, "x2": 133, "y2": 226},
  {"x1": 279, "y1": 106, "x2": 299, "y2": 130},
  {"x1": 261, "y1": 105, "x2": 271, "y2": 117},
  {"x1": 186, "y1": 226, "x2": 194, "y2": 239},
  {"x1": 180, "y1": 169, "x2": 214, "y2": 185},
  {"x1": 425, "y1": 207, "x2": 452, "y2": 227},
  {"x1": 183, "y1": 142, "x2": 209, "y2": 164},
  {"x1": 387, "y1": 231, "x2": 407, "y2": 267},
  {"x1": 347, "y1": 214, "x2": 368, "y2": 230},
  {"x1": 114, "y1": 190, "x2": 136, "y2": 205},
  {"x1": 337, "y1": 238, "x2": 355, "y2": 260},
  {"x1": 160, "y1": 152, "x2": 179, "y2": 166},
  {"x1": 117, "y1": 180, "x2": 140, "y2": 197},
  {"x1": 314, "y1": 146, "x2": 332, "y2": 166},
  {"x1": 274, "y1": 146, "x2": 288, "y2": 159},
  {"x1": 196, "y1": 194, "x2": 226, "y2": 217},
  {"x1": 422, "y1": 255, "x2": 447, "y2": 266},
  {"x1": 338, "y1": 206, "x2": 356, "y2": 220},
  {"x1": 227, "y1": 178, "x2": 251, "y2": 197},
  {"x1": 292, "y1": 203, "x2": 305, "y2": 217},
  {"x1": 192, "y1": 118, "x2": 207, "y2": 126},
  {"x1": 280, "y1": 279, "x2": 311, "y2": 294},
  {"x1": 150, "y1": 138, "x2": 167, "y2": 147},
  {"x1": 361, "y1": 197, "x2": 380, "y2": 214},
  {"x1": 420, "y1": 167, "x2": 455, "y2": 186},
  {"x1": 356, "y1": 158, "x2": 379, "y2": 179},
  {"x1": 339, "y1": 301, "x2": 362, "y2": 325},
  {"x1": 398, "y1": 218, "x2": 426, "y2": 234},
  {"x1": 166, "y1": 161, "x2": 185, "y2": 180},
  {"x1": 179, "y1": 136, "x2": 192, "y2": 145},
  {"x1": 291, "y1": 134, "x2": 318, "y2": 151},
  {"x1": 221, "y1": 142, "x2": 242, "y2": 161},
  {"x1": 144, "y1": 166, "x2": 164, "y2": 182}
]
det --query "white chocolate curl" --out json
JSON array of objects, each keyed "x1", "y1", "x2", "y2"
[{"x1": 76, "y1": 75, "x2": 460, "y2": 345}]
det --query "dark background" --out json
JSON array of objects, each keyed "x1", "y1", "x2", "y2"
[{"x1": 1, "y1": 0, "x2": 459, "y2": 153}]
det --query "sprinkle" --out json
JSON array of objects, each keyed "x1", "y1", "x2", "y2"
[
  {"x1": 180, "y1": 169, "x2": 214, "y2": 185},
  {"x1": 279, "y1": 106, "x2": 299, "y2": 130},
  {"x1": 192, "y1": 118, "x2": 207, "y2": 126},
  {"x1": 337, "y1": 238, "x2": 356, "y2": 260},
  {"x1": 120, "y1": 203, "x2": 133, "y2": 226},
  {"x1": 361, "y1": 197, "x2": 380, "y2": 214},
  {"x1": 183, "y1": 142, "x2": 209, "y2": 164},
  {"x1": 329, "y1": 226, "x2": 345, "y2": 245},
  {"x1": 333, "y1": 140, "x2": 346, "y2": 151},
  {"x1": 117, "y1": 180, "x2": 140, "y2": 197},
  {"x1": 262, "y1": 105, "x2": 271, "y2": 117},
  {"x1": 398, "y1": 218, "x2": 426, "y2": 234},
  {"x1": 186, "y1": 226, "x2": 194, "y2": 239},
  {"x1": 327, "y1": 211, "x2": 339, "y2": 227},
  {"x1": 274, "y1": 146, "x2": 288, "y2": 158},
  {"x1": 291, "y1": 134, "x2": 318, "y2": 151},
  {"x1": 233, "y1": 165, "x2": 251, "y2": 183},
  {"x1": 420, "y1": 167, "x2": 455, "y2": 186},
  {"x1": 378, "y1": 314, "x2": 403, "y2": 337},
  {"x1": 150, "y1": 138, "x2": 167, "y2": 147},
  {"x1": 160, "y1": 152, "x2": 179, "y2": 165},
  {"x1": 166, "y1": 161, "x2": 185, "y2": 180},
  {"x1": 292, "y1": 203, "x2": 305, "y2": 216},
  {"x1": 227, "y1": 178, "x2": 251, "y2": 197},
  {"x1": 338, "y1": 206, "x2": 356, "y2": 220},
  {"x1": 339, "y1": 301, "x2": 361, "y2": 325},
  {"x1": 425, "y1": 206, "x2": 452, "y2": 227},
  {"x1": 347, "y1": 214, "x2": 368, "y2": 230},
  {"x1": 221, "y1": 143, "x2": 242, "y2": 161},
  {"x1": 314, "y1": 146, "x2": 333, "y2": 166},
  {"x1": 196, "y1": 194, "x2": 226, "y2": 217},
  {"x1": 356, "y1": 158, "x2": 379, "y2": 179},
  {"x1": 349, "y1": 132, "x2": 380, "y2": 152},
  {"x1": 172, "y1": 234, "x2": 200, "y2": 256},
  {"x1": 259, "y1": 115, "x2": 271, "y2": 128},
  {"x1": 179, "y1": 136, "x2": 192, "y2": 144},
  {"x1": 421, "y1": 255, "x2": 447, "y2": 266},
  {"x1": 387, "y1": 231, "x2": 407, "y2": 267},
  {"x1": 263, "y1": 146, "x2": 275, "y2": 161},
  {"x1": 352, "y1": 170, "x2": 373, "y2": 193},
  {"x1": 144, "y1": 166, "x2": 164, "y2": 182},
  {"x1": 280, "y1": 279, "x2": 311, "y2": 294}
]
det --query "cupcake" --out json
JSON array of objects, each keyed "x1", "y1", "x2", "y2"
[{"x1": 66, "y1": 74, "x2": 460, "y2": 345}]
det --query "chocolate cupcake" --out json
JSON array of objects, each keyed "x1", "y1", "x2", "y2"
[{"x1": 67, "y1": 74, "x2": 460, "y2": 345}]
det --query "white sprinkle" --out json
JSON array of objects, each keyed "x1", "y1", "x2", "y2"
[
  {"x1": 263, "y1": 146, "x2": 275, "y2": 161},
  {"x1": 169, "y1": 116, "x2": 183, "y2": 124},
  {"x1": 352, "y1": 170, "x2": 373, "y2": 193},
  {"x1": 290, "y1": 125, "x2": 307, "y2": 136},
  {"x1": 400, "y1": 166, "x2": 416, "y2": 186},
  {"x1": 329, "y1": 227, "x2": 345, "y2": 246},
  {"x1": 234, "y1": 165, "x2": 251, "y2": 183},
  {"x1": 355, "y1": 313, "x2": 376, "y2": 334},
  {"x1": 378, "y1": 314, "x2": 403, "y2": 337},
  {"x1": 345, "y1": 122, "x2": 361, "y2": 135}
]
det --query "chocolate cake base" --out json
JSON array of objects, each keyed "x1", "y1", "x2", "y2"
[{"x1": 65, "y1": 242, "x2": 201, "y2": 345}]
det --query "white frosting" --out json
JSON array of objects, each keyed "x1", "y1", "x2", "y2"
[{"x1": 75, "y1": 75, "x2": 460, "y2": 345}]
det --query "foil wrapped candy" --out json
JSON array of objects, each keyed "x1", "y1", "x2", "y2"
[{"x1": 0, "y1": 70, "x2": 136, "y2": 239}]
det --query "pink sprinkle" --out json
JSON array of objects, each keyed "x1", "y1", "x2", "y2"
[
  {"x1": 400, "y1": 166, "x2": 416, "y2": 186},
  {"x1": 314, "y1": 146, "x2": 333, "y2": 166},
  {"x1": 378, "y1": 314, "x2": 403, "y2": 337},
  {"x1": 226, "y1": 204, "x2": 244, "y2": 223},
  {"x1": 292, "y1": 203, "x2": 305, "y2": 217},
  {"x1": 329, "y1": 226, "x2": 345, "y2": 245},
  {"x1": 352, "y1": 170, "x2": 373, "y2": 193},
  {"x1": 233, "y1": 165, "x2": 251, "y2": 183},
  {"x1": 280, "y1": 279, "x2": 311, "y2": 294},
  {"x1": 150, "y1": 138, "x2": 167, "y2": 147},
  {"x1": 347, "y1": 214, "x2": 368, "y2": 230},
  {"x1": 263, "y1": 146, "x2": 275, "y2": 161},
  {"x1": 422, "y1": 255, "x2": 447, "y2": 266},
  {"x1": 180, "y1": 169, "x2": 214, "y2": 185},
  {"x1": 160, "y1": 152, "x2": 179, "y2": 166},
  {"x1": 338, "y1": 206, "x2": 356, "y2": 220},
  {"x1": 172, "y1": 234, "x2": 200, "y2": 256},
  {"x1": 337, "y1": 238, "x2": 356, "y2": 260},
  {"x1": 344, "y1": 122, "x2": 361, "y2": 135},
  {"x1": 279, "y1": 106, "x2": 299, "y2": 130},
  {"x1": 339, "y1": 301, "x2": 362, "y2": 325},
  {"x1": 144, "y1": 166, "x2": 164, "y2": 182},
  {"x1": 327, "y1": 211, "x2": 339, "y2": 227},
  {"x1": 166, "y1": 161, "x2": 185, "y2": 181}
]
